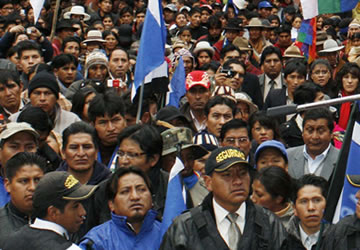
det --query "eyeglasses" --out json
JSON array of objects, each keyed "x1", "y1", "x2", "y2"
[
  {"x1": 118, "y1": 150, "x2": 146, "y2": 159},
  {"x1": 224, "y1": 137, "x2": 249, "y2": 144},
  {"x1": 312, "y1": 70, "x2": 329, "y2": 75}
]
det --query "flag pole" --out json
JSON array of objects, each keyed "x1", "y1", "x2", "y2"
[
  {"x1": 136, "y1": 80, "x2": 145, "y2": 124},
  {"x1": 49, "y1": 0, "x2": 61, "y2": 42}
]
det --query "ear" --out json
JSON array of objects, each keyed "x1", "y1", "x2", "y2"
[
  {"x1": 148, "y1": 154, "x2": 160, "y2": 168},
  {"x1": 293, "y1": 203, "x2": 298, "y2": 217},
  {"x1": 108, "y1": 200, "x2": 114, "y2": 212},
  {"x1": 47, "y1": 205, "x2": 60, "y2": 221},
  {"x1": 203, "y1": 175, "x2": 213, "y2": 192},
  {"x1": 4, "y1": 178, "x2": 10, "y2": 193},
  {"x1": 40, "y1": 57, "x2": 44, "y2": 63}
]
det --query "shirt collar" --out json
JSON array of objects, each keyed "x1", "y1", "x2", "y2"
[
  {"x1": 299, "y1": 224, "x2": 319, "y2": 247},
  {"x1": 303, "y1": 143, "x2": 331, "y2": 160},
  {"x1": 213, "y1": 198, "x2": 246, "y2": 225},
  {"x1": 31, "y1": 218, "x2": 69, "y2": 240},
  {"x1": 265, "y1": 73, "x2": 282, "y2": 86}
]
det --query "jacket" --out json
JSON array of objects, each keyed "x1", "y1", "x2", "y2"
[
  {"x1": 160, "y1": 193, "x2": 292, "y2": 250},
  {"x1": 79, "y1": 210, "x2": 161, "y2": 250},
  {"x1": 0, "y1": 202, "x2": 33, "y2": 248},
  {"x1": 56, "y1": 160, "x2": 111, "y2": 185},
  {"x1": 321, "y1": 214, "x2": 360, "y2": 250},
  {"x1": 279, "y1": 114, "x2": 303, "y2": 148}
]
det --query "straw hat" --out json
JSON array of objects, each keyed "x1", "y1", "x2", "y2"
[
  {"x1": 316, "y1": 31, "x2": 328, "y2": 45},
  {"x1": 283, "y1": 45, "x2": 304, "y2": 59},
  {"x1": 349, "y1": 18, "x2": 360, "y2": 28},
  {"x1": 232, "y1": 37, "x2": 253, "y2": 51},
  {"x1": 193, "y1": 41, "x2": 215, "y2": 57},
  {"x1": 63, "y1": 6, "x2": 91, "y2": 21},
  {"x1": 82, "y1": 30, "x2": 106, "y2": 44},
  {"x1": 348, "y1": 46, "x2": 360, "y2": 62},
  {"x1": 245, "y1": 18, "x2": 264, "y2": 28},
  {"x1": 235, "y1": 92, "x2": 258, "y2": 115},
  {"x1": 319, "y1": 39, "x2": 344, "y2": 53}
]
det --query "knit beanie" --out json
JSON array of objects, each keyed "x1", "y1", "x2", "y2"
[
  {"x1": 28, "y1": 71, "x2": 60, "y2": 99},
  {"x1": 84, "y1": 50, "x2": 109, "y2": 78}
]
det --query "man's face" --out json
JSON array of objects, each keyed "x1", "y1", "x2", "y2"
[
  {"x1": 0, "y1": 3, "x2": 14, "y2": 16},
  {"x1": 294, "y1": 185, "x2": 326, "y2": 233},
  {"x1": 29, "y1": 87, "x2": 57, "y2": 114},
  {"x1": 324, "y1": 52, "x2": 339, "y2": 68},
  {"x1": 222, "y1": 128, "x2": 251, "y2": 156},
  {"x1": 5, "y1": 164, "x2": 43, "y2": 214},
  {"x1": 135, "y1": 13, "x2": 145, "y2": 26},
  {"x1": 186, "y1": 85, "x2": 210, "y2": 112},
  {"x1": 278, "y1": 32, "x2": 292, "y2": 48},
  {"x1": 56, "y1": 200, "x2": 87, "y2": 233},
  {"x1": 208, "y1": 26, "x2": 221, "y2": 38},
  {"x1": 53, "y1": 63, "x2": 77, "y2": 87},
  {"x1": 256, "y1": 148, "x2": 287, "y2": 171},
  {"x1": 98, "y1": 0, "x2": 112, "y2": 13},
  {"x1": 0, "y1": 132, "x2": 37, "y2": 166},
  {"x1": 201, "y1": 10, "x2": 210, "y2": 23},
  {"x1": 206, "y1": 104, "x2": 233, "y2": 138},
  {"x1": 108, "y1": 173, "x2": 152, "y2": 222},
  {"x1": 94, "y1": 114, "x2": 126, "y2": 146},
  {"x1": 58, "y1": 28, "x2": 75, "y2": 41},
  {"x1": 163, "y1": 9, "x2": 175, "y2": 24},
  {"x1": 109, "y1": 49, "x2": 130, "y2": 79},
  {"x1": 63, "y1": 133, "x2": 97, "y2": 173},
  {"x1": 249, "y1": 27, "x2": 262, "y2": 40},
  {"x1": 63, "y1": 42, "x2": 80, "y2": 58},
  {"x1": 88, "y1": 64, "x2": 108, "y2": 82},
  {"x1": 182, "y1": 56, "x2": 194, "y2": 75},
  {"x1": 204, "y1": 164, "x2": 250, "y2": 212},
  {"x1": 258, "y1": 7, "x2": 271, "y2": 19},
  {"x1": 262, "y1": 53, "x2": 282, "y2": 79},
  {"x1": 224, "y1": 63, "x2": 245, "y2": 90},
  {"x1": 19, "y1": 50, "x2": 43, "y2": 74},
  {"x1": 190, "y1": 12, "x2": 201, "y2": 28},
  {"x1": 0, "y1": 80, "x2": 22, "y2": 113},
  {"x1": 303, "y1": 118, "x2": 332, "y2": 158},
  {"x1": 285, "y1": 71, "x2": 305, "y2": 95},
  {"x1": 222, "y1": 50, "x2": 241, "y2": 63},
  {"x1": 225, "y1": 30, "x2": 239, "y2": 43},
  {"x1": 121, "y1": 12, "x2": 133, "y2": 25}
]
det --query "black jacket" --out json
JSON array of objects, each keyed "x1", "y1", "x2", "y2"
[
  {"x1": 279, "y1": 114, "x2": 304, "y2": 148},
  {"x1": 160, "y1": 193, "x2": 296, "y2": 250}
]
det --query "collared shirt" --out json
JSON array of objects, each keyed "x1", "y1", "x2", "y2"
[
  {"x1": 31, "y1": 218, "x2": 81, "y2": 250},
  {"x1": 303, "y1": 144, "x2": 331, "y2": 175},
  {"x1": 3, "y1": 99, "x2": 25, "y2": 116},
  {"x1": 299, "y1": 224, "x2": 319, "y2": 250},
  {"x1": 190, "y1": 109, "x2": 206, "y2": 132},
  {"x1": 264, "y1": 74, "x2": 283, "y2": 101},
  {"x1": 213, "y1": 198, "x2": 246, "y2": 247},
  {"x1": 295, "y1": 114, "x2": 303, "y2": 132},
  {"x1": 285, "y1": 88, "x2": 295, "y2": 121}
]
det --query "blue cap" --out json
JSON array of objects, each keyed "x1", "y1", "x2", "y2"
[
  {"x1": 254, "y1": 140, "x2": 288, "y2": 166},
  {"x1": 258, "y1": 1, "x2": 272, "y2": 9}
]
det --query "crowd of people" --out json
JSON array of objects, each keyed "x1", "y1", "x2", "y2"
[{"x1": 0, "y1": 0, "x2": 359, "y2": 248}]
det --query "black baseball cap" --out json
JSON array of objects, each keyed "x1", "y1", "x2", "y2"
[
  {"x1": 33, "y1": 172, "x2": 97, "y2": 209},
  {"x1": 205, "y1": 146, "x2": 250, "y2": 175}
]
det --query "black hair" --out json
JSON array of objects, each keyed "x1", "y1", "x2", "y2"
[
  {"x1": 6, "y1": 45, "x2": 18, "y2": 58},
  {"x1": 254, "y1": 166, "x2": 293, "y2": 204},
  {"x1": 268, "y1": 14, "x2": 280, "y2": 26},
  {"x1": 309, "y1": 59, "x2": 332, "y2": 76},
  {"x1": 109, "y1": 47, "x2": 129, "y2": 61},
  {"x1": 106, "y1": 166, "x2": 152, "y2": 201},
  {"x1": 88, "y1": 90, "x2": 126, "y2": 122},
  {"x1": 0, "y1": 69, "x2": 20, "y2": 86},
  {"x1": 283, "y1": 60, "x2": 307, "y2": 78},
  {"x1": 34, "y1": 198, "x2": 69, "y2": 219},
  {"x1": 220, "y1": 119, "x2": 249, "y2": 141},
  {"x1": 351, "y1": 32, "x2": 360, "y2": 41},
  {"x1": 71, "y1": 87, "x2": 98, "y2": 120},
  {"x1": 199, "y1": 61, "x2": 220, "y2": 72},
  {"x1": 17, "y1": 106, "x2": 54, "y2": 132},
  {"x1": 103, "y1": 30, "x2": 119, "y2": 42},
  {"x1": 204, "y1": 95, "x2": 237, "y2": 117},
  {"x1": 293, "y1": 81, "x2": 322, "y2": 105},
  {"x1": 303, "y1": 107, "x2": 334, "y2": 132},
  {"x1": 220, "y1": 44, "x2": 241, "y2": 59},
  {"x1": 275, "y1": 24, "x2": 291, "y2": 35},
  {"x1": 292, "y1": 174, "x2": 328, "y2": 203},
  {"x1": 62, "y1": 121, "x2": 98, "y2": 149},
  {"x1": 207, "y1": 15, "x2": 222, "y2": 29},
  {"x1": 248, "y1": 111, "x2": 280, "y2": 140},
  {"x1": 260, "y1": 46, "x2": 282, "y2": 66},
  {"x1": 336, "y1": 62, "x2": 360, "y2": 93},
  {"x1": 51, "y1": 54, "x2": 78, "y2": 69},
  {"x1": 222, "y1": 58, "x2": 246, "y2": 71},
  {"x1": 61, "y1": 36, "x2": 81, "y2": 52},
  {"x1": 16, "y1": 40, "x2": 43, "y2": 58},
  {"x1": 177, "y1": 26, "x2": 192, "y2": 36},
  {"x1": 135, "y1": 6, "x2": 147, "y2": 15},
  {"x1": 120, "y1": 6, "x2": 133, "y2": 17},
  {"x1": 5, "y1": 152, "x2": 46, "y2": 181},
  {"x1": 190, "y1": 6, "x2": 201, "y2": 16},
  {"x1": 0, "y1": 0, "x2": 12, "y2": 8}
]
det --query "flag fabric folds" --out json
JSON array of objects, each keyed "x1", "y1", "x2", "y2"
[
  {"x1": 324, "y1": 101, "x2": 360, "y2": 223},
  {"x1": 301, "y1": 0, "x2": 358, "y2": 20},
  {"x1": 160, "y1": 157, "x2": 187, "y2": 239},
  {"x1": 166, "y1": 56, "x2": 186, "y2": 108},
  {"x1": 30, "y1": 0, "x2": 45, "y2": 23},
  {"x1": 295, "y1": 17, "x2": 317, "y2": 64},
  {"x1": 131, "y1": 0, "x2": 167, "y2": 100}
]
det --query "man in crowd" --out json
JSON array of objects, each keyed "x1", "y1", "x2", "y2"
[
  {"x1": 188, "y1": 7, "x2": 208, "y2": 40},
  {"x1": 0, "y1": 152, "x2": 46, "y2": 248},
  {"x1": 287, "y1": 108, "x2": 339, "y2": 181},
  {"x1": 57, "y1": 122, "x2": 111, "y2": 185},
  {"x1": 3, "y1": 171, "x2": 97, "y2": 249}
]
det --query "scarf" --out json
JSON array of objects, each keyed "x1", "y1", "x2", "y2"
[{"x1": 338, "y1": 90, "x2": 351, "y2": 129}]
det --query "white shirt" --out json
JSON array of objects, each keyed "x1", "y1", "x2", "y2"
[
  {"x1": 303, "y1": 144, "x2": 331, "y2": 174},
  {"x1": 31, "y1": 218, "x2": 81, "y2": 250},
  {"x1": 190, "y1": 109, "x2": 206, "y2": 132},
  {"x1": 295, "y1": 114, "x2": 303, "y2": 132},
  {"x1": 213, "y1": 198, "x2": 246, "y2": 247},
  {"x1": 264, "y1": 74, "x2": 283, "y2": 101},
  {"x1": 299, "y1": 224, "x2": 319, "y2": 250}
]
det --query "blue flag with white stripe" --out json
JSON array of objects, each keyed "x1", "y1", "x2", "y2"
[
  {"x1": 160, "y1": 157, "x2": 187, "y2": 239},
  {"x1": 131, "y1": 0, "x2": 168, "y2": 100},
  {"x1": 166, "y1": 56, "x2": 186, "y2": 108}
]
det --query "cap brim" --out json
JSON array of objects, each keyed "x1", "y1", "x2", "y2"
[
  {"x1": 319, "y1": 46, "x2": 344, "y2": 53},
  {"x1": 0, "y1": 128, "x2": 39, "y2": 142},
  {"x1": 62, "y1": 184, "x2": 97, "y2": 201},
  {"x1": 186, "y1": 82, "x2": 209, "y2": 91},
  {"x1": 82, "y1": 39, "x2": 107, "y2": 44},
  {"x1": 162, "y1": 144, "x2": 208, "y2": 158},
  {"x1": 214, "y1": 159, "x2": 251, "y2": 172}
]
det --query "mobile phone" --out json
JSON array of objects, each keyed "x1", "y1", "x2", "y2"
[{"x1": 220, "y1": 68, "x2": 235, "y2": 78}]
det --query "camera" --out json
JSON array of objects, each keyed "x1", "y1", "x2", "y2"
[
  {"x1": 107, "y1": 79, "x2": 126, "y2": 88},
  {"x1": 220, "y1": 68, "x2": 236, "y2": 78},
  {"x1": 26, "y1": 28, "x2": 32, "y2": 35}
]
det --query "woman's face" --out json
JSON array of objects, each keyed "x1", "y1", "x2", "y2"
[
  {"x1": 82, "y1": 92, "x2": 96, "y2": 122},
  {"x1": 175, "y1": 14, "x2": 187, "y2": 28},
  {"x1": 179, "y1": 30, "x2": 192, "y2": 43},
  {"x1": 352, "y1": 38, "x2": 360, "y2": 47},
  {"x1": 342, "y1": 72, "x2": 359, "y2": 95},
  {"x1": 251, "y1": 121, "x2": 274, "y2": 145},
  {"x1": 14, "y1": 34, "x2": 28, "y2": 45},
  {"x1": 251, "y1": 179, "x2": 279, "y2": 213},
  {"x1": 105, "y1": 34, "x2": 118, "y2": 50},
  {"x1": 316, "y1": 17, "x2": 323, "y2": 30},
  {"x1": 311, "y1": 64, "x2": 331, "y2": 87},
  {"x1": 103, "y1": 17, "x2": 114, "y2": 30},
  {"x1": 292, "y1": 17, "x2": 302, "y2": 29}
]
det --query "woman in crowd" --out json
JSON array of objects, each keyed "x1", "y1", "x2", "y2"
[
  {"x1": 103, "y1": 30, "x2": 119, "y2": 56},
  {"x1": 309, "y1": 59, "x2": 338, "y2": 98},
  {"x1": 71, "y1": 87, "x2": 97, "y2": 123}
]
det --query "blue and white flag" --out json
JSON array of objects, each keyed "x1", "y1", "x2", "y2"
[
  {"x1": 160, "y1": 157, "x2": 187, "y2": 238},
  {"x1": 131, "y1": 0, "x2": 168, "y2": 101},
  {"x1": 30, "y1": 0, "x2": 45, "y2": 23},
  {"x1": 166, "y1": 56, "x2": 186, "y2": 108}
]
